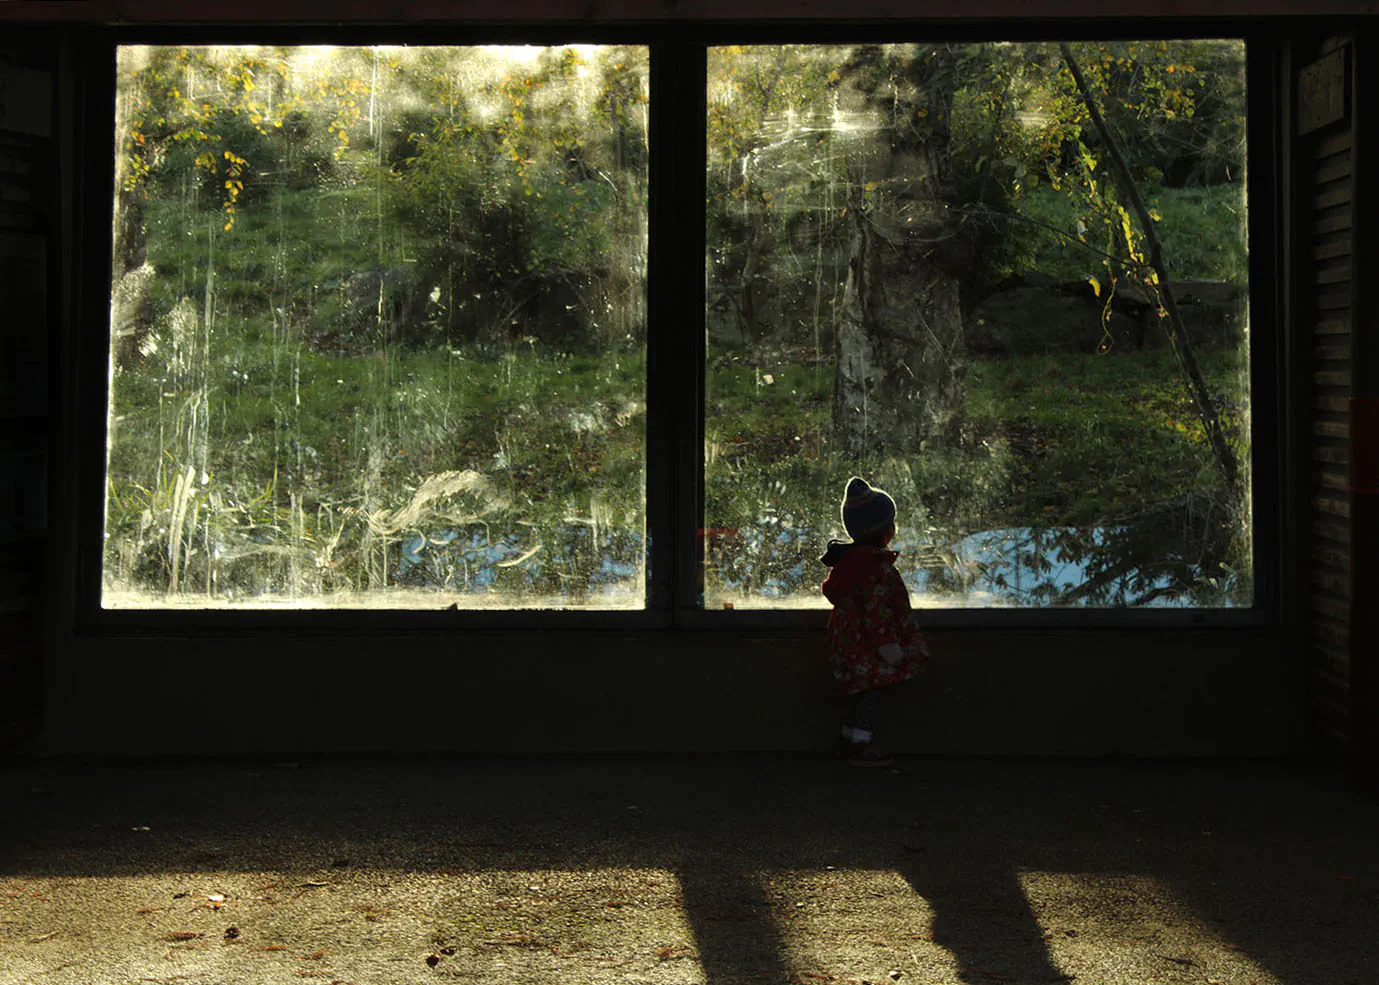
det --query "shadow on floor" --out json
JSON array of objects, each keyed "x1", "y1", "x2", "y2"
[{"x1": 1, "y1": 757, "x2": 1375, "y2": 985}]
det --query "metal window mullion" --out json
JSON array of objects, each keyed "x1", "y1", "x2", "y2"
[
  {"x1": 1245, "y1": 32, "x2": 1284, "y2": 617},
  {"x1": 646, "y1": 43, "x2": 707, "y2": 624}
]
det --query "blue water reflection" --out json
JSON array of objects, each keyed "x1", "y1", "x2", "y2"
[{"x1": 394, "y1": 521, "x2": 1238, "y2": 606}]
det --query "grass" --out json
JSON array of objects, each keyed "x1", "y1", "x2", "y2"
[
  {"x1": 106, "y1": 180, "x2": 1250, "y2": 606},
  {"x1": 701, "y1": 345, "x2": 1249, "y2": 604},
  {"x1": 1012, "y1": 181, "x2": 1248, "y2": 284}
]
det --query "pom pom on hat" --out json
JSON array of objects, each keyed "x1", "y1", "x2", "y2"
[{"x1": 841, "y1": 476, "x2": 896, "y2": 539}]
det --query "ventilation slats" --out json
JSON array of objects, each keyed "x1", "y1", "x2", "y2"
[
  {"x1": 1313, "y1": 494, "x2": 1352, "y2": 517},
  {"x1": 1300, "y1": 39, "x2": 1355, "y2": 752},
  {"x1": 1313, "y1": 614, "x2": 1350, "y2": 649},
  {"x1": 1314, "y1": 238, "x2": 1353, "y2": 261},
  {"x1": 1317, "y1": 469, "x2": 1350, "y2": 492},
  {"x1": 1313, "y1": 263, "x2": 1351, "y2": 286},
  {"x1": 1313, "y1": 284, "x2": 1352, "y2": 310},
  {"x1": 1314, "y1": 129, "x2": 1352, "y2": 159},
  {"x1": 1312, "y1": 566, "x2": 1351, "y2": 598},
  {"x1": 1315, "y1": 153, "x2": 1352, "y2": 184},
  {"x1": 1313, "y1": 211, "x2": 1353, "y2": 236}
]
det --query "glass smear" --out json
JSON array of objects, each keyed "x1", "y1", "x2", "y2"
[
  {"x1": 704, "y1": 41, "x2": 1250, "y2": 608},
  {"x1": 106, "y1": 45, "x2": 648, "y2": 609}
]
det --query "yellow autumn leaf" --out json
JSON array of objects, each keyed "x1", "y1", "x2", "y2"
[{"x1": 1088, "y1": 276, "x2": 1101, "y2": 298}]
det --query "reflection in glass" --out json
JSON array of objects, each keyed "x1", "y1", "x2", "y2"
[
  {"x1": 705, "y1": 42, "x2": 1251, "y2": 608},
  {"x1": 106, "y1": 45, "x2": 648, "y2": 608}
]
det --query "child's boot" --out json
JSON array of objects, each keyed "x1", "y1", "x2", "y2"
[{"x1": 840, "y1": 727, "x2": 894, "y2": 767}]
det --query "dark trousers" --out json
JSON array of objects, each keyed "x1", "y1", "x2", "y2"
[{"x1": 845, "y1": 686, "x2": 887, "y2": 740}]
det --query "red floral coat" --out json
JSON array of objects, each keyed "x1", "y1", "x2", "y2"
[{"x1": 821, "y1": 546, "x2": 929, "y2": 695}]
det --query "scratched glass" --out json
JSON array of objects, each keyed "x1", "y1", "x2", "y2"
[
  {"x1": 704, "y1": 41, "x2": 1251, "y2": 608},
  {"x1": 105, "y1": 45, "x2": 648, "y2": 608}
]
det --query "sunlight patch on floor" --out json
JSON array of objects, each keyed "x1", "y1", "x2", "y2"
[
  {"x1": 1017, "y1": 869, "x2": 1283, "y2": 985},
  {"x1": 1, "y1": 868, "x2": 704, "y2": 985},
  {"x1": 758, "y1": 868, "x2": 956, "y2": 984}
]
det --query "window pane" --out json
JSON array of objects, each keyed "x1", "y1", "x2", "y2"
[
  {"x1": 705, "y1": 42, "x2": 1251, "y2": 609},
  {"x1": 106, "y1": 45, "x2": 648, "y2": 609}
]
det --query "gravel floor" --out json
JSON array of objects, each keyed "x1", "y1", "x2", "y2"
[{"x1": 1, "y1": 757, "x2": 1375, "y2": 985}]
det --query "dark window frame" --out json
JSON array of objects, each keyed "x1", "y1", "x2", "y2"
[{"x1": 72, "y1": 20, "x2": 1282, "y2": 636}]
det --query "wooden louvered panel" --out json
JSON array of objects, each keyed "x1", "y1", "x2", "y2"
[
  {"x1": 1314, "y1": 262, "x2": 1352, "y2": 286},
  {"x1": 1314, "y1": 613, "x2": 1350, "y2": 649},
  {"x1": 1312, "y1": 640, "x2": 1351, "y2": 673},
  {"x1": 1317, "y1": 469, "x2": 1349, "y2": 492},
  {"x1": 1314, "y1": 185, "x2": 1353, "y2": 211},
  {"x1": 1311, "y1": 677, "x2": 1353, "y2": 738},
  {"x1": 1314, "y1": 237, "x2": 1353, "y2": 261},
  {"x1": 1313, "y1": 665, "x2": 1352, "y2": 695},
  {"x1": 1313, "y1": 369, "x2": 1351, "y2": 388},
  {"x1": 1312, "y1": 566, "x2": 1352, "y2": 598},
  {"x1": 1313, "y1": 315, "x2": 1350, "y2": 334},
  {"x1": 1314, "y1": 153, "x2": 1352, "y2": 184},
  {"x1": 1310, "y1": 713, "x2": 1351, "y2": 746},
  {"x1": 1313, "y1": 444, "x2": 1349, "y2": 468},
  {"x1": 1313, "y1": 211, "x2": 1353, "y2": 236},
  {"x1": 1315, "y1": 337, "x2": 1352, "y2": 359},
  {"x1": 1311, "y1": 714, "x2": 1351, "y2": 746},
  {"x1": 1312, "y1": 413, "x2": 1345, "y2": 438},
  {"x1": 1313, "y1": 518, "x2": 1351, "y2": 546},
  {"x1": 1313, "y1": 416, "x2": 1350, "y2": 439},
  {"x1": 1313, "y1": 285, "x2": 1351, "y2": 310},
  {"x1": 1313, "y1": 494, "x2": 1352, "y2": 518},
  {"x1": 1314, "y1": 128, "x2": 1353, "y2": 158},
  {"x1": 1314, "y1": 394, "x2": 1351, "y2": 414},
  {"x1": 1313, "y1": 542, "x2": 1352, "y2": 573},
  {"x1": 1313, "y1": 593, "x2": 1350, "y2": 621}
]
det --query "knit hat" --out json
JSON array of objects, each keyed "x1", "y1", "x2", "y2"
[{"x1": 841, "y1": 476, "x2": 896, "y2": 540}]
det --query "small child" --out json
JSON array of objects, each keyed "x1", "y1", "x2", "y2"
[{"x1": 821, "y1": 476, "x2": 929, "y2": 767}]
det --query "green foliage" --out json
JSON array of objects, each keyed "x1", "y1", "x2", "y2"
[
  {"x1": 1006, "y1": 181, "x2": 1247, "y2": 284},
  {"x1": 107, "y1": 41, "x2": 1252, "y2": 606}
]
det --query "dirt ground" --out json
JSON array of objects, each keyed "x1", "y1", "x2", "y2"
[{"x1": 1, "y1": 757, "x2": 1375, "y2": 985}]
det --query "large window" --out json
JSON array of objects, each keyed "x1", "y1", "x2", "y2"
[
  {"x1": 703, "y1": 41, "x2": 1252, "y2": 609},
  {"x1": 105, "y1": 45, "x2": 649, "y2": 609},
  {"x1": 102, "y1": 36, "x2": 1255, "y2": 615}
]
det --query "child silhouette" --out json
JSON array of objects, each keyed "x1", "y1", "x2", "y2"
[{"x1": 821, "y1": 476, "x2": 929, "y2": 766}]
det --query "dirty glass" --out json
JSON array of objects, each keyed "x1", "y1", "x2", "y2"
[
  {"x1": 704, "y1": 41, "x2": 1251, "y2": 609},
  {"x1": 105, "y1": 45, "x2": 648, "y2": 608}
]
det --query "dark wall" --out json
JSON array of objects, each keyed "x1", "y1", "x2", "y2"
[
  {"x1": 39, "y1": 628, "x2": 1301, "y2": 757},
  {"x1": 0, "y1": 3, "x2": 1337, "y2": 760}
]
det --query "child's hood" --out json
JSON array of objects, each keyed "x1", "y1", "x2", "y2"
[{"x1": 821, "y1": 545, "x2": 898, "y2": 604}]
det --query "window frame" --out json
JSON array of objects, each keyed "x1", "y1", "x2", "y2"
[{"x1": 73, "y1": 20, "x2": 1282, "y2": 636}]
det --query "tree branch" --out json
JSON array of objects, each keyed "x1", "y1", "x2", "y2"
[{"x1": 1059, "y1": 43, "x2": 1240, "y2": 494}]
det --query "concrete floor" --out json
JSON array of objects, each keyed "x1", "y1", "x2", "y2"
[{"x1": 0, "y1": 756, "x2": 1375, "y2": 985}]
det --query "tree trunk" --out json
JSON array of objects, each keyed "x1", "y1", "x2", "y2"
[{"x1": 833, "y1": 44, "x2": 966, "y2": 458}]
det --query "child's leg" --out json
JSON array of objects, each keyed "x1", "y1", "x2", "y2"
[{"x1": 842, "y1": 687, "x2": 883, "y2": 745}]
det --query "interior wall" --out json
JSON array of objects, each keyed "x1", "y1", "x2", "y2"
[
  {"x1": 37, "y1": 629, "x2": 1301, "y2": 757},
  {"x1": 0, "y1": 7, "x2": 1322, "y2": 759}
]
